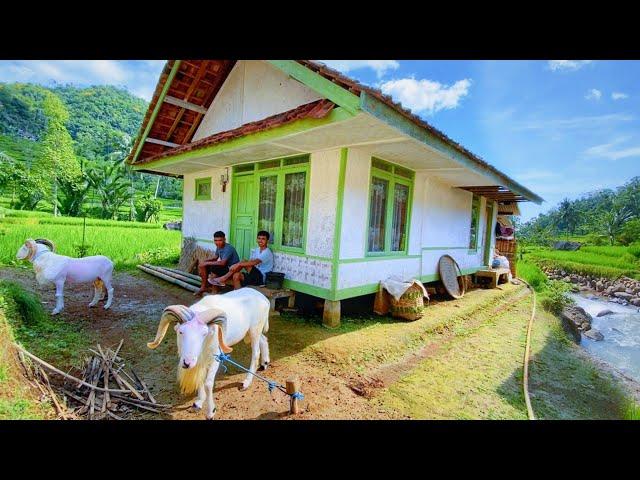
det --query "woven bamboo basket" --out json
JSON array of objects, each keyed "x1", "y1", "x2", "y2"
[
  {"x1": 495, "y1": 238, "x2": 518, "y2": 277},
  {"x1": 389, "y1": 283, "x2": 425, "y2": 321}
]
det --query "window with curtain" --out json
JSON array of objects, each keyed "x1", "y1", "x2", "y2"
[
  {"x1": 258, "y1": 175, "x2": 277, "y2": 244},
  {"x1": 282, "y1": 172, "x2": 306, "y2": 248},
  {"x1": 469, "y1": 194, "x2": 481, "y2": 250},
  {"x1": 367, "y1": 158, "x2": 414, "y2": 255}
]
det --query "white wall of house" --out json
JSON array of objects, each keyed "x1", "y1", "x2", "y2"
[
  {"x1": 182, "y1": 166, "x2": 232, "y2": 249},
  {"x1": 192, "y1": 60, "x2": 323, "y2": 141}
]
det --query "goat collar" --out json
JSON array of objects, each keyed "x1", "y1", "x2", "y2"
[{"x1": 31, "y1": 249, "x2": 52, "y2": 262}]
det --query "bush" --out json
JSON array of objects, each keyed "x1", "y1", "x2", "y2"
[
  {"x1": 629, "y1": 243, "x2": 640, "y2": 260},
  {"x1": 540, "y1": 280, "x2": 574, "y2": 314},
  {"x1": 518, "y1": 261, "x2": 548, "y2": 292},
  {"x1": 585, "y1": 233, "x2": 608, "y2": 246},
  {"x1": 618, "y1": 219, "x2": 640, "y2": 246}
]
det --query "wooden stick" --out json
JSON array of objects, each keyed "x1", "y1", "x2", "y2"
[
  {"x1": 109, "y1": 396, "x2": 162, "y2": 413},
  {"x1": 286, "y1": 378, "x2": 301, "y2": 415},
  {"x1": 98, "y1": 345, "x2": 110, "y2": 412},
  {"x1": 110, "y1": 394, "x2": 171, "y2": 409},
  {"x1": 13, "y1": 344, "x2": 132, "y2": 394},
  {"x1": 137, "y1": 264, "x2": 200, "y2": 292},
  {"x1": 131, "y1": 369, "x2": 156, "y2": 404}
]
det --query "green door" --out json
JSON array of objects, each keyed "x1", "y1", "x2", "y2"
[
  {"x1": 230, "y1": 174, "x2": 255, "y2": 261},
  {"x1": 483, "y1": 201, "x2": 494, "y2": 266}
]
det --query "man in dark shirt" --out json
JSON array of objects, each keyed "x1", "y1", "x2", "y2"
[{"x1": 194, "y1": 231, "x2": 240, "y2": 296}]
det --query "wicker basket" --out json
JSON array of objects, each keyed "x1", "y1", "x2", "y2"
[
  {"x1": 389, "y1": 283, "x2": 425, "y2": 321},
  {"x1": 495, "y1": 238, "x2": 518, "y2": 277}
]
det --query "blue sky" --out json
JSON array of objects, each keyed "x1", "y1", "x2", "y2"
[{"x1": 1, "y1": 59, "x2": 638, "y2": 221}]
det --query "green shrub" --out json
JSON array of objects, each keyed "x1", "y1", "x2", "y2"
[
  {"x1": 629, "y1": 243, "x2": 640, "y2": 260},
  {"x1": 518, "y1": 261, "x2": 548, "y2": 292},
  {"x1": 540, "y1": 280, "x2": 574, "y2": 314}
]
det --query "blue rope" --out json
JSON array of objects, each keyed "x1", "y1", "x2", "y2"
[{"x1": 214, "y1": 349, "x2": 302, "y2": 400}]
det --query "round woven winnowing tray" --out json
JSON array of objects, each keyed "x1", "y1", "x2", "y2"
[{"x1": 438, "y1": 254, "x2": 465, "y2": 299}]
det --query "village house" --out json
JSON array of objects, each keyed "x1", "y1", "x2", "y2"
[{"x1": 126, "y1": 60, "x2": 543, "y2": 325}]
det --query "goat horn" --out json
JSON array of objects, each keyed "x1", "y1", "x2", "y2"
[
  {"x1": 202, "y1": 307, "x2": 233, "y2": 354},
  {"x1": 147, "y1": 306, "x2": 188, "y2": 349}
]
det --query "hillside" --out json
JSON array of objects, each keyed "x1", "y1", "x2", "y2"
[{"x1": 0, "y1": 82, "x2": 182, "y2": 209}]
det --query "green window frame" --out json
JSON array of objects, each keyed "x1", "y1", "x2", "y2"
[
  {"x1": 468, "y1": 194, "x2": 481, "y2": 251},
  {"x1": 366, "y1": 157, "x2": 414, "y2": 256},
  {"x1": 194, "y1": 177, "x2": 212, "y2": 201},
  {"x1": 233, "y1": 155, "x2": 311, "y2": 254}
]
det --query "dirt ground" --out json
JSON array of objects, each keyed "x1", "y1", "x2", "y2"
[{"x1": 0, "y1": 268, "x2": 404, "y2": 419}]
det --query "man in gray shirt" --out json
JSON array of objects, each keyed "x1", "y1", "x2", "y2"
[
  {"x1": 211, "y1": 230, "x2": 274, "y2": 290},
  {"x1": 195, "y1": 231, "x2": 240, "y2": 295}
]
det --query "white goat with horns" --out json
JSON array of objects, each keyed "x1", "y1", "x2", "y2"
[
  {"x1": 147, "y1": 287, "x2": 271, "y2": 420},
  {"x1": 15, "y1": 238, "x2": 114, "y2": 315}
]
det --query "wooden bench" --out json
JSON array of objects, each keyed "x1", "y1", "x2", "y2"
[
  {"x1": 474, "y1": 268, "x2": 511, "y2": 288},
  {"x1": 248, "y1": 285, "x2": 295, "y2": 316}
]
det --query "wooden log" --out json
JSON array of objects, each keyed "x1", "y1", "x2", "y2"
[
  {"x1": 131, "y1": 369, "x2": 156, "y2": 404},
  {"x1": 144, "y1": 264, "x2": 202, "y2": 285},
  {"x1": 137, "y1": 264, "x2": 200, "y2": 292},
  {"x1": 286, "y1": 378, "x2": 301, "y2": 415},
  {"x1": 161, "y1": 266, "x2": 202, "y2": 282}
]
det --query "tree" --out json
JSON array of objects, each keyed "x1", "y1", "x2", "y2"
[
  {"x1": 36, "y1": 92, "x2": 81, "y2": 215},
  {"x1": 135, "y1": 193, "x2": 163, "y2": 223},
  {"x1": 557, "y1": 198, "x2": 579, "y2": 237},
  {"x1": 86, "y1": 162, "x2": 130, "y2": 219}
]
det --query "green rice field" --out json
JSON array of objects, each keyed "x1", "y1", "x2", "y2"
[
  {"x1": 0, "y1": 208, "x2": 181, "y2": 269},
  {"x1": 522, "y1": 244, "x2": 640, "y2": 280}
]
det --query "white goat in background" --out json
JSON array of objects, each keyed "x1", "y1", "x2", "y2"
[
  {"x1": 15, "y1": 238, "x2": 114, "y2": 315},
  {"x1": 147, "y1": 287, "x2": 271, "y2": 420}
]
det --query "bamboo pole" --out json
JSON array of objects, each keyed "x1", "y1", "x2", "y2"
[
  {"x1": 145, "y1": 264, "x2": 201, "y2": 286},
  {"x1": 137, "y1": 265, "x2": 200, "y2": 292},
  {"x1": 160, "y1": 266, "x2": 202, "y2": 282}
]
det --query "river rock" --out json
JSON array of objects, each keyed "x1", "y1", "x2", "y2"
[
  {"x1": 561, "y1": 305, "x2": 592, "y2": 334},
  {"x1": 583, "y1": 328, "x2": 604, "y2": 341},
  {"x1": 631, "y1": 298, "x2": 640, "y2": 307},
  {"x1": 614, "y1": 291, "x2": 633, "y2": 300},
  {"x1": 596, "y1": 281, "x2": 604, "y2": 292},
  {"x1": 596, "y1": 309, "x2": 614, "y2": 317}
]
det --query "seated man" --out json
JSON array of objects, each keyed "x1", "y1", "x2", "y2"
[
  {"x1": 194, "y1": 230, "x2": 240, "y2": 296},
  {"x1": 211, "y1": 230, "x2": 274, "y2": 290}
]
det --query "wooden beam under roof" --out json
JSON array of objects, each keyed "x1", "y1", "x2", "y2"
[
  {"x1": 163, "y1": 95, "x2": 208, "y2": 114},
  {"x1": 145, "y1": 137, "x2": 181, "y2": 148}
]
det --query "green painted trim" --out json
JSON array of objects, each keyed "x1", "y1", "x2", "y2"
[
  {"x1": 421, "y1": 246, "x2": 469, "y2": 251},
  {"x1": 283, "y1": 279, "x2": 332, "y2": 300},
  {"x1": 339, "y1": 255, "x2": 421, "y2": 264},
  {"x1": 330, "y1": 148, "x2": 348, "y2": 296},
  {"x1": 194, "y1": 177, "x2": 212, "y2": 201},
  {"x1": 359, "y1": 92, "x2": 543, "y2": 204},
  {"x1": 365, "y1": 155, "x2": 414, "y2": 256},
  {"x1": 130, "y1": 60, "x2": 182, "y2": 165},
  {"x1": 483, "y1": 200, "x2": 495, "y2": 266},
  {"x1": 333, "y1": 283, "x2": 379, "y2": 301},
  {"x1": 132, "y1": 107, "x2": 354, "y2": 172},
  {"x1": 267, "y1": 61, "x2": 361, "y2": 115},
  {"x1": 468, "y1": 194, "x2": 481, "y2": 250}
]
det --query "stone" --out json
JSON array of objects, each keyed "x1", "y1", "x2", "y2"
[
  {"x1": 631, "y1": 298, "x2": 640, "y2": 307},
  {"x1": 596, "y1": 281, "x2": 604, "y2": 292},
  {"x1": 578, "y1": 286, "x2": 590, "y2": 291},
  {"x1": 596, "y1": 309, "x2": 614, "y2": 317},
  {"x1": 561, "y1": 306, "x2": 592, "y2": 336},
  {"x1": 163, "y1": 220, "x2": 182, "y2": 231},
  {"x1": 583, "y1": 329, "x2": 604, "y2": 341},
  {"x1": 614, "y1": 291, "x2": 633, "y2": 299},
  {"x1": 553, "y1": 241, "x2": 582, "y2": 251}
]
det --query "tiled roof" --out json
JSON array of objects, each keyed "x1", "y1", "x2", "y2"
[{"x1": 133, "y1": 99, "x2": 335, "y2": 165}]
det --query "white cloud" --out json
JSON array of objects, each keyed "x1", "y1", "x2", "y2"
[
  {"x1": 547, "y1": 60, "x2": 592, "y2": 71},
  {"x1": 0, "y1": 60, "x2": 165, "y2": 101},
  {"x1": 378, "y1": 77, "x2": 472, "y2": 115},
  {"x1": 318, "y1": 60, "x2": 399, "y2": 78},
  {"x1": 612, "y1": 92, "x2": 629, "y2": 100},
  {"x1": 512, "y1": 113, "x2": 633, "y2": 131},
  {"x1": 585, "y1": 88, "x2": 602, "y2": 101},
  {"x1": 585, "y1": 137, "x2": 640, "y2": 160}
]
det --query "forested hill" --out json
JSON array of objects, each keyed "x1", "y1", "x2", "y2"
[
  {"x1": 0, "y1": 82, "x2": 147, "y2": 159},
  {"x1": 0, "y1": 82, "x2": 182, "y2": 213}
]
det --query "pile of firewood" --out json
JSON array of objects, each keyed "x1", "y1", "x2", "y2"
[{"x1": 16, "y1": 340, "x2": 171, "y2": 420}]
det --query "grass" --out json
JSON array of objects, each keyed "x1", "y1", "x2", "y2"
[
  {"x1": 522, "y1": 245, "x2": 640, "y2": 280},
  {"x1": 0, "y1": 212, "x2": 181, "y2": 270},
  {"x1": 0, "y1": 282, "x2": 53, "y2": 419},
  {"x1": 374, "y1": 292, "x2": 637, "y2": 419},
  {"x1": 0, "y1": 280, "x2": 91, "y2": 365}
]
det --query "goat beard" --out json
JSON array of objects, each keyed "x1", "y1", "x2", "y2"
[{"x1": 177, "y1": 333, "x2": 214, "y2": 396}]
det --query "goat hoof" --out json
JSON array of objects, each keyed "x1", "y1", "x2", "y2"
[
  {"x1": 239, "y1": 383, "x2": 250, "y2": 391},
  {"x1": 205, "y1": 407, "x2": 216, "y2": 420},
  {"x1": 192, "y1": 403, "x2": 202, "y2": 410},
  {"x1": 88, "y1": 303, "x2": 97, "y2": 308},
  {"x1": 258, "y1": 362, "x2": 269, "y2": 371},
  {"x1": 52, "y1": 309, "x2": 61, "y2": 315}
]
